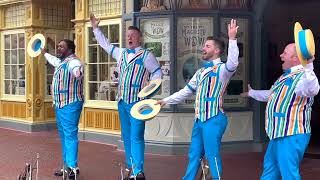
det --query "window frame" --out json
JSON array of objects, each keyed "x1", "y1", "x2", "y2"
[
  {"x1": 0, "y1": 29, "x2": 26, "y2": 102},
  {"x1": 84, "y1": 18, "x2": 122, "y2": 110}
]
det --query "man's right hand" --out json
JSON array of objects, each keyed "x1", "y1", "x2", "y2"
[
  {"x1": 155, "y1": 100, "x2": 166, "y2": 107},
  {"x1": 240, "y1": 84, "x2": 252, "y2": 97},
  {"x1": 40, "y1": 48, "x2": 47, "y2": 55},
  {"x1": 90, "y1": 13, "x2": 100, "y2": 29}
]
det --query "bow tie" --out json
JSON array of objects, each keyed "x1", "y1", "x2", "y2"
[
  {"x1": 127, "y1": 49, "x2": 135, "y2": 54},
  {"x1": 202, "y1": 61, "x2": 214, "y2": 68},
  {"x1": 283, "y1": 69, "x2": 291, "y2": 76}
]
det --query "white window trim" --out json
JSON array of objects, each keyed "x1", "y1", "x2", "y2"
[{"x1": 0, "y1": 29, "x2": 26, "y2": 101}]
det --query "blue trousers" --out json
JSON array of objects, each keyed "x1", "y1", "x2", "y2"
[
  {"x1": 118, "y1": 100, "x2": 145, "y2": 176},
  {"x1": 55, "y1": 101, "x2": 83, "y2": 168},
  {"x1": 183, "y1": 112, "x2": 228, "y2": 180},
  {"x1": 261, "y1": 134, "x2": 310, "y2": 180}
]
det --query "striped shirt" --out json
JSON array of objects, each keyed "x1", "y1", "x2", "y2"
[
  {"x1": 92, "y1": 28, "x2": 162, "y2": 104},
  {"x1": 163, "y1": 39, "x2": 239, "y2": 121},
  {"x1": 249, "y1": 64, "x2": 319, "y2": 139},
  {"x1": 194, "y1": 64, "x2": 228, "y2": 121},
  {"x1": 118, "y1": 49, "x2": 150, "y2": 104},
  {"x1": 45, "y1": 53, "x2": 84, "y2": 108},
  {"x1": 266, "y1": 69, "x2": 313, "y2": 139}
]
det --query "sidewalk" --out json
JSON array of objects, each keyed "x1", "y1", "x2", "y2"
[{"x1": 0, "y1": 127, "x2": 319, "y2": 180}]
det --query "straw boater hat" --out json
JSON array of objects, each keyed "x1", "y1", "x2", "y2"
[
  {"x1": 138, "y1": 79, "x2": 162, "y2": 98},
  {"x1": 130, "y1": 99, "x2": 161, "y2": 121},
  {"x1": 294, "y1": 22, "x2": 315, "y2": 66},
  {"x1": 27, "y1": 34, "x2": 46, "y2": 58}
]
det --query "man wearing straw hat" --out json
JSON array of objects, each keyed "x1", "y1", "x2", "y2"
[
  {"x1": 241, "y1": 22, "x2": 319, "y2": 179},
  {"x1": 90, "y1": 14, "x2": 162, "y2": 180},
  {"x1": 157, "y1": 19, "x2": 239, "y2": 180},
  {"x1": 41, "y1": 39, "x2": 84, "y2": 179}
]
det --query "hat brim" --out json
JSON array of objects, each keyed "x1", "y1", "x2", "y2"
[
  {"x1": 27, "y1": 34, "x2": 46, "y2": 58},
  {"x1": 138, "y1": 79, "x2": 162, "y2": 98},
  {"x1": 294, "y1": 22, "x2": 315, "y2": 66},
  {"x1": 130, "y1": 99, "x2": 161, "y2": 121},
  {"x1": 294, "y1": 22, "x2": 306, "y2": 66}
]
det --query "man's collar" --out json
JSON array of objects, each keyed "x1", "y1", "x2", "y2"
[
  {"x1": 283, "y1": 64, "x2": 303, "y2": 75},
  {"x1": 202, "y1": 58, "x2": 221, "y2": 68}
]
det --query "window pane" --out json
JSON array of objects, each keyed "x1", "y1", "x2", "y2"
[
  {"x1": 18, "y1": 33, "x2": 25, "y2": 48},
  {"x1": 109, "y1": 24, "x2": 119, "y2": 43},
  {"x1": 4, "y1": 35, "x2": 10, "y2": 49},
  {"x1": 18, "y1": 49, "x2": 25, "y2": 64},
  {"x1": 11, "y1": 50, "x2": 18, "y2": 64},
  {"x1": 5, "y1": 66, "x2": 10, "y2": 79},
  {"x1": 4, "y1": 50, "x2": 10, "y2": 64},
  {"x1": 101, "y1": 26, "x2": 108, "y2": 36},
  {"x1": 89, "y1": 82, "x2": 98, "y2": 100},
  {"x1": 18, "y1": 65, "x2": 24, "y2": 78},
  {"x1": 4, "y1": 80, "x2": 10, "y2": 94},
  {"x1": 89, "y1": 64, "x2": 97, "y2": 81},
  {"x1": 11, "y1": 34, "x2": 17, "y2": 49},
  {"x1": 88, "y1": 46, "x2": 97, "y2": 63},
  {"x1": 88, "y1": 27, "x2": 96, "y2": 44},
  {"x1": 99, "y1": 47, "x2": 108, "y2": 63},
  {"x1": 99, "y1": 64, "x2": 108, "y2": 81},
  {"x1": 12, "y1": 65, "x2": 17, "y2": 79}
]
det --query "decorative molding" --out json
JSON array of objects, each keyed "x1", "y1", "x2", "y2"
[{"x1": 140, "y1": 0, "x2": 167, "y2": 12}]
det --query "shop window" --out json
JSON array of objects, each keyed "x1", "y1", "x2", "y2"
[
  {"x1": 88, "y1": 0, "x2": 121, "y2": 16},
  {"x1": 87, "y1": 24, "x2": 120, "y2": 101},
  {"x1": 3, "y1": 33, "x2": 25, "y2": 95},
  {"x1": 176, "y1": 17, "x2": 214, "y2": 108},
  {"x1": 140, "y1": 18, "x2": 171, "y2": 99},
  {"x1": 4, "y1": 4, "x2": 26, "y2": 28}
]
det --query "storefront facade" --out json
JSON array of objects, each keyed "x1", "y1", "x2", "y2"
[{"x1": 2, "y1": 0, "x2": 318, "y2": 155}]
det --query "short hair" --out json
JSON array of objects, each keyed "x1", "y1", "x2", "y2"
[
  {"x1": 60, "y1": 39, "x2": 76, "y2": 53},
  {"x1": 128, "y1": 26, "x2": 142, "y2": 36},
  {"x1": 206, "y1": 36, "x2": 225, "y2": 55}
]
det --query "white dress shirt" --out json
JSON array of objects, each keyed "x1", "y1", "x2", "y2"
[
  {"x1": 249, "y1": 63, "x2": 320, "y2": 102},
  {"x1": 93, "y1": 28, "x2": 162, "y2": 80},
  {"x1": 44, "y1": 53, "x2": 83, "y2": 78},
  {"x1": 163, "y1": 39, "x2": 239, "y2": 104}
]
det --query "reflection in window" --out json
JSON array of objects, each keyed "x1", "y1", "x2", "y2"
[
  {"x1": 176, "y1": 17, "x2": 214, "y2": 107},
  {"x1": 3, "y1": 33, "x2": 25, "y2": 95},
  {"x1": 88, "y1": 25, "x2": 119, "y2": 101}
]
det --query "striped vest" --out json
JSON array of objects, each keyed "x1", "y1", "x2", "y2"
[
  {"x1": 195, "y1": 63, "x2": 228, "y2": 122},
  {"x1": 118, "y1": 49, "x2": 150, "y2": 104},
  {"x1": 52, "y1": 54, "x2": 84, "y2": 108},
  {"x1": 265, "y1": 70, "x2": 313, "y2": 139}
]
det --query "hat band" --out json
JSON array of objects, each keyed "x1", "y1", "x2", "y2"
[{"x1": 298, "y1": 31, "x2": 312, "y2": 60}]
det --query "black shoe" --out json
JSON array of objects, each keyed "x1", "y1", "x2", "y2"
[
  {"x1": 54, "y1": 168, "x2": 64, "y2": 176},
  {"x1": 65, "y1": 167, "x2": 80, "y2": 179},
  {"x1": 129, "y1": 172, "x2": 145, "y2": 180},
  {"x1": 54, "y1": 167, "x2": 80, "y2": 177}
]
